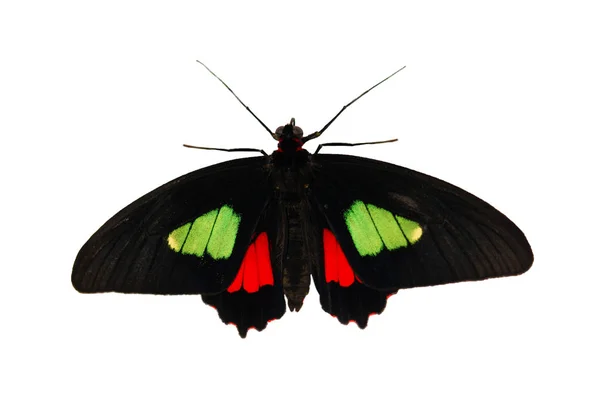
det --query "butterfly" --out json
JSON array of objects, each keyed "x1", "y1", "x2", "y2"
[{"x1": 72, "y1": 63, "x2": 533, "y2": 337}]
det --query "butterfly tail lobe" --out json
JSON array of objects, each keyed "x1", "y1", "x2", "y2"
[
  {"x1": 202, "y1": 285, "x2": 285, "y2": 338},
  {"x1": 316, "y1": 280, "x2": 396, "y2": 328}
]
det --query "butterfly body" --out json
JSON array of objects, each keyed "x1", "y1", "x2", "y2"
[{"x1": 73, "y1": 118, "x2": 533, "y2": 337}]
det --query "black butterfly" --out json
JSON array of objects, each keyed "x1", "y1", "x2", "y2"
[{"x1": 72, "y1": 64, "x2": 533, "y2": 337}]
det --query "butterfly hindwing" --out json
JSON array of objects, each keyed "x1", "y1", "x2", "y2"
[
  {"x1": 72, "y1": 157, "x2": 272, "y2": 295},
  {"x1": 310, "y1": 154, "x2": 533, "y2": 291},
  {"x1": 202, "y1": 231, "x2": 286, "y2": 337},
  {"x1": 312, "y1": 227, "x2": 396, "y2": 328}
]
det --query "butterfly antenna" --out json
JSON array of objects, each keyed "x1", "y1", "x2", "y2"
[
  {"x1": 196, "y1": 60, "x2": 275, "y2": 138},
  {"x1": 303, "y1": 66, "x2": 406, "y2": 143}
]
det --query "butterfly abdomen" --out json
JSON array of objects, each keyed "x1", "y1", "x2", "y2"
[
  {"x1": 281, "y1": 202, "x2": 311, "y2": 311},
  {"x1": 272, "y1": 151, "x2": 314, "y2": 312}
]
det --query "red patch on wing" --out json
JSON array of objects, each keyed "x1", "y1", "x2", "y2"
[
  {"x1": 227, "y1": 232, "x2": 274, "y2": 293},
  {"x1": 323, "y1": 229, "x2": 356, "y2": 287}
]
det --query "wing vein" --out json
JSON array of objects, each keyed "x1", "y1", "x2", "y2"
[{"x1": 428, "y1": 226, "x2": 460, "y2": 283}]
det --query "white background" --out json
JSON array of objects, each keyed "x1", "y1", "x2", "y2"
[{"x1": 1, "y1": 1, "x2": 598, "y2": 418}]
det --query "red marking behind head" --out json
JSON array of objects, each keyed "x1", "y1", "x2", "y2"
[
  {"x1": 323, "y1": 229, "x2": 356, "y2": 287},
  {"x1": 276, "y1": 137, "x2": 304, "y2": 153},
  {"x1": 227, "y1": 232, "x2": 274, "y2": 293}
]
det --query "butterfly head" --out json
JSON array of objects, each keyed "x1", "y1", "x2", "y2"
[{"x1": 275, "y1": 118, "x2": 304, "y2": 153}]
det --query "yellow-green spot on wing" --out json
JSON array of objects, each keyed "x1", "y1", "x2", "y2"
[
  {"x1": 366, "y1": 203, "x2": 408, "y2": 249},
  {"x1": 344, "y1": 201, "x2": 383, "y2": 256},
  {"x1": 166, "y1": 206, "x2": 241, "y2": 260},
  {"x1": 167, "y1": 223, "x2": 191, "y2": 252},
  {"x1": 396, "y1": 215, "x2": 423, "y2": 244},
  {"x1": 206, "y1": 205, "x2": 241, "y2": 259},
  {"x1": 343, "y1": 200, "x2": 424, "y2": 256},
  {"x1": 181, "y1": 209, "x2": 219, "y2": 257}
]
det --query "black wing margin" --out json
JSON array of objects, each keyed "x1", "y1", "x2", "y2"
[
  {"x1": 310, "y1": 154, "x2": 533, "y2": 291},
  {"x1": 72, "y1": 156, "x2": 272, "y2": 295}
]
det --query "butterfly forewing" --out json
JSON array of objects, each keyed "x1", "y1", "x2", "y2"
[
  {"x1": 72, "y1": 157, "x2": 272, "y2": 295},
  {"x1": 310, "y1": 154, "x2": 533, "y2": 291}
]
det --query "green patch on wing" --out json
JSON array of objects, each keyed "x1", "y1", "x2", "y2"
[
  {"x1": 167, "y1": 205, "x2": 241, "y2": 260},
  {"x1": 344, "y1": 201, "x2": 422, "y2": 256}
]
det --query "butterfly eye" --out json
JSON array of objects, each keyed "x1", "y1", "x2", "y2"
[
  {"x1": 275, "y1": 126, "x2": 284, "y2": 138},
  {"x1": 293, "y1": 126, "x2": 304, "y2": 138}
]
